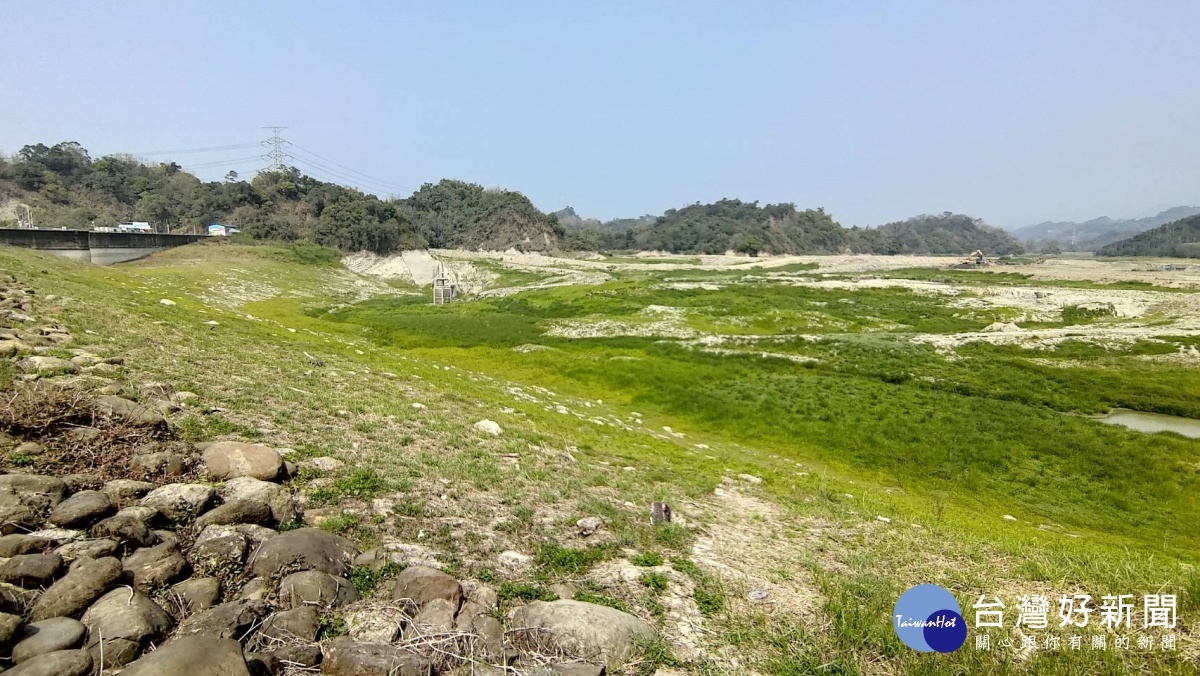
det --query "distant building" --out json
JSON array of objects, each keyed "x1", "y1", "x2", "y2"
[
  {"x1": 116, "y1": 221, "x2": 152, "y2": 232},
  {"x1": 207, "y1": 224, "x2": 241, "y2": 236}
]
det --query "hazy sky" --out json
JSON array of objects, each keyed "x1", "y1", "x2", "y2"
[{"x1": 2, "y1": 1, "x2": 1197, "y2": 228}]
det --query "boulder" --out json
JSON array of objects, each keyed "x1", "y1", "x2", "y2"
[
  {"x1": 81, "y1": 588, "x2": 173, "y2": 667},
  {"x1": 93, "y1": 395, "x2": 164, "y2": 427},
  {"x1": 119, "y1": 636, "x2": 251, "y2": 676},
  {"x1": 174, "y1": 600, "x2": 265, "y2": 640},
  {"x1": 49, "y1": 491, "x2": 115, "y2": 529},
  {"x1": 90, "y1": 513, "x2": 155, "y2": 548},
  {"x1": 391, "y1": 565, "x2": 462, "y2": 609},
  {"x1": 201, "y1": 442, "x2": 284, "y2": 482},
  {"x1": 116, "y1": 505, "x2": 161, "y2": 523},
  {"x1": 0, "y1": 474, "x2": 67, "y2": 511},
  {"x1": 344, "y1": 606, "x2": 404, "y2": 643},
  {"x1": 319, "y1": 637, "x2": 433, "y2": 676},
  {"x1": 278, "y1": 571, "x2": 359, "y2": 609},
  {"x1": 140, "y1": 483, "x2": 215, "y2": 522},
  {"x1": 25, "y1": 528, "x2": 83, "y2": 545},
  {"x1": 300, "y1": 457, "x2": 344, "y2": 473},
  {"x1": 54, "y1": 538, "x2": 119, "y2": 561},
  {"x1": 270, "y1": 644, "x2": 322, "y2": 668},
  {"x1": 0, "y1": 611, "x2": 24, "y2": 644},
  {"x1": 190, "y1": 525, "x2": 248, "y2": 569},
  {"x1": 260, "y1": 606, "x2": 319, "y2": 642},
  {"x1": 0, "y1": 503, "x2": 41, "y2": 535},
  {"x1": 247, "y1": 528, "x2": 359, "y2": 578},
  {"x1": 246, "y1": 651, "x2": 282, "y2": 675},
  {"x1": 474, "y1": 419, "x2": 502, "y2": 436},
  {"x1": 0, "y1": 534, "x2": 44, "y2": 558},
  {"x1": 412, "y1": 598, "x2": 456, "y2": 633},
  {"x1": 5, "y1": 649, "x2": 92, "y2": 676},
  {"x1": 508, "y1": 600, "x2": 655, "y2": 668},
  {"x1": 0, "y1": 581, "x2": 40, "y2": 615},
  {"x1": 30, "y1": 556, "x2": 121, "y2": 620},
  {"x1": 59, "y1": 473, "x2": 101, "y2": 492},
  {"x1": 11, "y1": 617, "x2": 86, "y2": 663},
  {"x1": 129, "y1": 451, "x2": 189, "y2": 478},
  {"x1": 171, "y1": 577, "x2": 222, "y2": 615},
  {"x1": 18, "y1": 356, "x2": 77, "y2": 374},
  {"x1": 122, "y1": 541, "x2": 187, "y2": 591},
  {"x1": 194, "y1": 499, "x2": 272, "y2": 529},
  {"x1": 101, "y1": 479, "x2": 157, "y2": 502},
  {"x1": 0, "y1": 553, "x2": 62, "y2": 588},
  {"x1": 219, "y1": 478, "x2": 300, "y2": 525}
]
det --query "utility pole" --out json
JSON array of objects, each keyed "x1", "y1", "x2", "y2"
[{"x1": 262, "y1": 127, "x2": 291, "y2": 172}]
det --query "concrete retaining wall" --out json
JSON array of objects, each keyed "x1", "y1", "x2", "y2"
[{"x1": 0, "y1": 229, "x2": 206, "y2": 264}]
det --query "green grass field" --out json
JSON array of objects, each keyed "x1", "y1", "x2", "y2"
[{"x1": 2, "y1": 242, "x2": 1196, "y2": 674}]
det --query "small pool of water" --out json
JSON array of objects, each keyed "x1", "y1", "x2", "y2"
[{"x1": 1094, "y1": 409, "x2": 1200, "y2": 439}]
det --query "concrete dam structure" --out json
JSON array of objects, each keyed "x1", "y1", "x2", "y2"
[{"x1": 0, "y1": 229, "x2": 206, "y2": 264}]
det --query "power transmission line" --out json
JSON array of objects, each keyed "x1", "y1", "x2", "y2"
[
  {"x1": 262, "y1": 127, "x2": 291, "y2": 171},
  {"x1": 128, "y1": 143, "x2": 261, "y2": 156},
  {"x1": 289, "y1": 155, "x2": 410, "y2": 196},
  {"x1": 287, "y1": 143, "x2": 413, "y2": 193},
  {"x1": 183, "y1": 156, "x2": 266, "y2": 170}
]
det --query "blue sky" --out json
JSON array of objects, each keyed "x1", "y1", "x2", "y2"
[{"x1": 1, "y1": 1, "x2": 1197, "y2": 227}]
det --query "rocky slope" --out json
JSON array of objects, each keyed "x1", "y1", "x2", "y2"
[{"x1": 0, "y1": 275, "x2": 648, "y2": 675}]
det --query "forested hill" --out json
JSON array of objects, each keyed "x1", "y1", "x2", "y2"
[
  {"x1": 1095, "y1": 214, "x2": 1200, "y2": 258},
  {"x1": 1, "y1": 141, "x2": 1021, "y2": 257},
  {"x1": 0, "y1": 142, "x2": 562, "y2": 253},
  {"x1": 854, "y1": 213, "x2": 1025, "y2": 255},
  {"x1": 564, "y1": 203, "x2": 1024, "y2": 256}
]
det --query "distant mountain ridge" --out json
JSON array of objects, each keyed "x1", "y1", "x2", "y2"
[
  {"x1": 1095, "y1": 213, "x2": 1200, "y2": 258},
  {"x1": 1013, "y1": 206, "x2": 1200, "y2": 251}
]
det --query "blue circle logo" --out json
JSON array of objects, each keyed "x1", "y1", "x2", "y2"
[{"x1": 893, "y1": 584, "x2": 967, "y2": 653}]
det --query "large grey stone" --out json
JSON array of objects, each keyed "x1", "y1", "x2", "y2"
[
  {"x1": 319, "y1": 637, "x2": 433, "y2": 676},
  {"x1": 11, "y1": 617, "x2": 86, "y2": 663},
  {"x1": 119, "y1": 636, "x2": 251, "y2": 676},
  {"x1": 219, "y1": 478, "x2": 299, "y2": 525},
  {"x1": 261, "y1": 605, "x2": 319, "y2": 642},
  {"x1": 171, "y1": 577, "x2": 221, "y2": 615},
  {"x1": 0, "y1": 534, "x2": 44, "y2": 558},
  {"x1": 5, "y1": 649, "x2": 92, "y2": 676},
  {"x1": 93, "y1": 395, "x2": 164, "y2": 427},
  {"x1": 54, "y1": 538, "x2": 118, "y2": 561},
  {"x1": 508, "y1": 600, "x2": 655, "y2": 668},
  {"x1": 122, "y1": 541, "x2": 187, "y2": 591},
  {"x1": 270, "y1": 644, "x2": 322, "y2": 669},
  {"x1": 0, "y1": 611, "x2": 23, "y2": 643},
  {"x1": 412, "y1": 598, "x2": 456, "y2": 633},
  {"x1": 140, "y1": 483, "x2": 215, "y2": 522},
  {"x1": 0, "y1": 582, "x2": 40, "y2": 615},
  {"x1": 174, "y1": 599, "x2": 265, "y2": 640},
  {"x1": 391, "y1": 565, "x2": 462, "y2": 609},
  {"x1": 30, "y1": 556, "x2": 121, "y2": 620},
  {"x1": 90, "y1": 514, "x2": 155, "y2": 548},
  {"x1": 18, "y1": 356, "x2": 77, "y2": 374},
  {"x1": 201, "y1": 442, "x2": 284, "y2": 481},
  {"x1": 278, "y1": 570, "x2": 359, "y2": 609},
  {"x1": 194, "y1": 499, "x2": 272, "y2": 529},
  {"x1": 81, "y1": 588, "x2": 172, "y2": 668},
  {"x1": 101, "y1": 479, "x2": 156, "y2": 502},
  {"x1": 246, "y1": 528, "x2": 358, "y2": 578},
  {"x1": 0, "y1": 474, "x2": 67, "y2": 511},
  {"x1": 190, "y1": 525, "x2": 248, "y2": 569},
  {"x1": 0, "y1": 553, "x2": 62, "y2": 588},
  {"x1": 48, "y1": 491, "x2": 114, "y2": 529}
]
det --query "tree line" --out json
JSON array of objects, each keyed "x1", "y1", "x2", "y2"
[
  {"x1": 0, "y1": 142, "x2": 561, "y2": 254},
  {"x1": 1, "y1": 141, "x2": 1024, "y2": 257}
]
